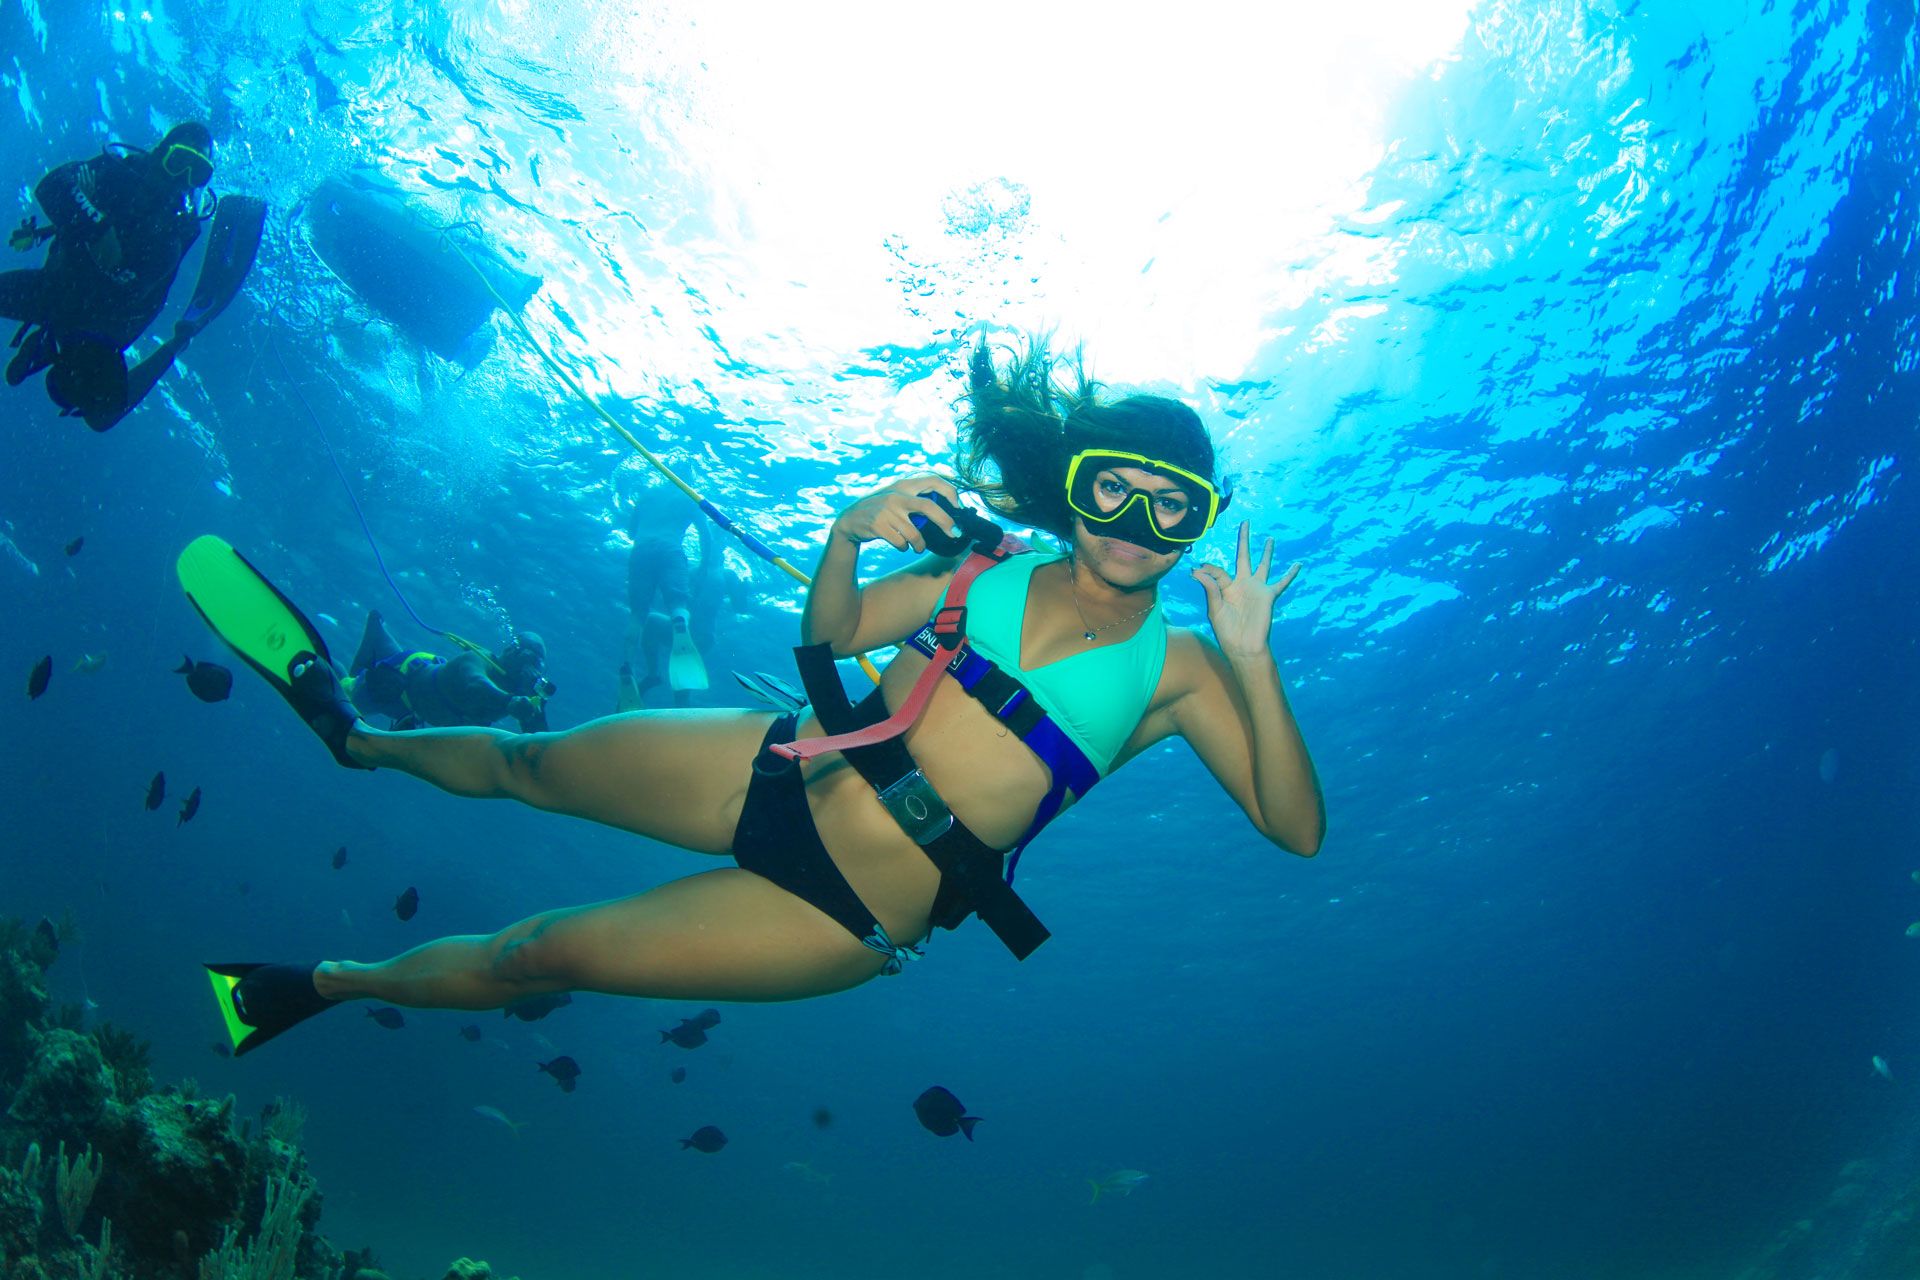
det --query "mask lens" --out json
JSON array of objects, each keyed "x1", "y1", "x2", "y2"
[
  {"x1": 163, "y1": 144, "x2": 214, "y2": 187},
  {"x1": 1066, "y1": 451, "x2": 1218, "y2": 543}
]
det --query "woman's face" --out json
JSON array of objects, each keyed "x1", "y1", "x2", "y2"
[{"x1": 1070, "y1": 463, "x2": 1193, "y2": 584}]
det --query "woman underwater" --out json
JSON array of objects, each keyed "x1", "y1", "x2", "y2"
[{"x1": 203, "y1": 338, "x2": 1326, "y2": 1053}]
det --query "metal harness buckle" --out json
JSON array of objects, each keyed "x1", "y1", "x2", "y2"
[{"x1": 876, "y1": 769, "x2": 954, "y2": 846}]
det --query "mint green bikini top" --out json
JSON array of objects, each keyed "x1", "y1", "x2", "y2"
[{"x1": 937, "y1": 551, "x2": 1167, "y2": 775}]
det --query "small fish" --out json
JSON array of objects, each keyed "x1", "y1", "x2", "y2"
[
  {"x1": 1906, "y1": 923, "x2": 1920, "y2": 938},
  {"x1": 177, "y1": 786, "x2": 202, "y2": 826},
  {"x1": 144, "y1": 772, "x2": 166, "y2": 811},
  {"x1": 458, "y1": 1024, "x2": 482, "y2": 1042},
  {"x1": 913, "y1": 1086, "x2": 981, "y2": 1140},
  {"x1": 210, "y1": 1041, "x2": 232, "y2": 1058},
  {"x1": 812, "y1": 1106, "x2": 833, "y2": 1130},
  {"x1": 366, "y1": 1007, "x2": 406, "y2": 1030},
  {"x1": 1873, "y1": 1055, "x2": 1893, "y2": 1080},
  {"x1": 473, "y1": 1104, "x2": 525, "y2": 1135},
  {"x1": 690, "y1": 1007, "x2": 722, "y2": 1030},
  {"x1": 65, "y1": 537, "x2": 84, "y2": 556},
  {"x1": 30, "y1": 916, "x2": 59, "y2": 960},
  {"x1": 394, "y1": 886, "x2": 419, "y2": 921},
  {"x1": 503, "y1": 991, "x2": 572, "y2": 1021},
  {"x1": 660, "y1": 1019, "x2": 710, "y2": 1049},
  {"x1": 332, "y1": 846, "x2": 348, "y2": 870},
  {"x1": 176, "y1": 655, "x2": 234, "y2": 703},
  {"x1": 679, "y1": 1125, "x2": 727, "y2": 1154},
  {"x1": 1089, "y1": 1169, "x2": 1150, "y2": 1203},
  {"x1": 1911, "y1": 870, "x2": 1920, "y2": 885},
  {"x1": 71, "y1": 652, "x2": 106, "y2": 674},
  {"x1": 670, "y1": 1066, "x2": 687, "y2": 1084},
  {"x1": 27, "y1": 655, "x2": 51, "y2": 700},
  {"x1": 538, "y1": 1055, "x2": 582, "y2": 1093}
]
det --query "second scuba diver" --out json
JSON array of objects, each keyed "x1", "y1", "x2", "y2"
[
  {"x1": 185, "y1": 336, "x2": 1325, "y2": 1055},
  {"x1": 2, "y1": 122, "x2": 265, "y2": 432},
  {"x1": 346, "y1": 612, "x2": 554, "y2": 733}
]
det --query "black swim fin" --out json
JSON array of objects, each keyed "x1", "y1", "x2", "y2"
[
  {"x1": 175, "y1": 535, "x2": 368, "y2": 768},
  {"x1": 5, "y1": 324, "x2": 54, "y2": 386},
  {"x1": 205, "y1": 962, "x2": 337, "y2": 1057},
  {"x1": 177, "y1": 195, "x2": 266, "y2": 339}
]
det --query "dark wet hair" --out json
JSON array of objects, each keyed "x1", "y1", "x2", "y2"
[
  {"x1": 954, "y1": 336, "x2": 1221, "y2": 540},
  {"x1": 158, "y1": 121, "x2": 213, "y2": 157}
]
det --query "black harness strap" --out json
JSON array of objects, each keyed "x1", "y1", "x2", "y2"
[{"x1": 790, "y1": 643, "x2": 1051, "y2": 960}]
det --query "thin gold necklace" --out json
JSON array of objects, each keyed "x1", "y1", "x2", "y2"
[{"x1": 1067, "y1": 564, "x2": 1154, "y2": 642}]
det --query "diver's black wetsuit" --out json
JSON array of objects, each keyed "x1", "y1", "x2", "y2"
[
  {"x1": 1, "y1": 148, "x2": 200, "y2": 428},
  {"x1": 348, "y1": 612, "x2": 549, "y2": 733}
]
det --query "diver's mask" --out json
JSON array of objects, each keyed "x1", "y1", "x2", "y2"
[
  {"x1": 1064, "y1": 449, "x2": 1228, "y2": 555},
  {"x1": 161, "y1": 142, "x2": 215, "y2": 189}
]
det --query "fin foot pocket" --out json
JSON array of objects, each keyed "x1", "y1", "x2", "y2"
[{"x1": 205, "y1": 962, "x2": 336, "y2": 1056}]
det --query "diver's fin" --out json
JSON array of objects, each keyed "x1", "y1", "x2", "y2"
[
  {"x1": 5, "y1": 325, "x2": 54, "y2": 386},
  {"x1": 733, "y1": 669, "x2": 806, "y2": 713},
  {"x1": 667, "y1": 616, "x2": 708, "y2": 693},
  {"x1": 178, "y1": 195, "x2": 267, "y2": 338},
  {"x1": 615, "y1": 662, "x2": 645, "y2": 713},
  {"x1": 177, "y1": 535, "x2": 331, "y2": 697},
  {"x1": 176, "y1": 535, "x2": 367, "y2": 767},
  {"x1": 205, "y1": 962, "x2": 337, "y2": 1057}
]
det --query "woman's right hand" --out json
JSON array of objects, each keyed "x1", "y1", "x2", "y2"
[{"x1": 831, "y1": 474, "x2": 965, "y2": 553}]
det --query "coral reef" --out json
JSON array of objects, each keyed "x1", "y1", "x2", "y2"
[
  {"x1": 0, "y1": 913, "x2": 518, "y2": 1280},
  {"x1": 442, "y1": 1262, "x2": 518, "y2": 1280}
]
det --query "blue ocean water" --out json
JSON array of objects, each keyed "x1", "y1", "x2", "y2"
[{"x1": 2, "y1": 1, "x2": 1915, "y2": 1277}]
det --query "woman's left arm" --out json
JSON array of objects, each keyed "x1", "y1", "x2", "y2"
[{"x1": 1155, "y1": 523, "x2": 1325, "y2": 856}]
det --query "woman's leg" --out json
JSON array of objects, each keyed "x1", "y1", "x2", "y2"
[
  {"x1": 316, "y1": 866, "x2": 887, "y2": 1007},
  {"x1": 346, "y1": 708, "x2": 775, "y2": 852}
]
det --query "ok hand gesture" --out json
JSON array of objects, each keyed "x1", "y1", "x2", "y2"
[{"x1": 1191, "y1": 522, "x2": 1300, "y2": 661}]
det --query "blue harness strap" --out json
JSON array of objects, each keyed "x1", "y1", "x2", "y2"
[{"x1": 905, "y1": 625, "x2": 1101, "y2": 880}]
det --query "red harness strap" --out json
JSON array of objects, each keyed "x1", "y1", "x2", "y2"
[{"x1": 768, "y1": 534, "x2": 1022, "y2": 763}]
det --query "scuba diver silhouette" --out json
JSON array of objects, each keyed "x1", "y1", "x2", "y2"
[{"x1": 2, "y1": 122, "x2": 264, "y2": 431}]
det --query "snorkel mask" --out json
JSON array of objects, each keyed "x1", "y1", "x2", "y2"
[
  {"x1": 161, "y1": 142, "x2": 215, "y2": 188},
  {"x1": 1064, "y1": 449, "x2": 1228, "y2": 555}
]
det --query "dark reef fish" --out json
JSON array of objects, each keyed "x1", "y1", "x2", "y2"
[
  {"x1": 393, "y1": 886, "x2": 419, "y2": 921},
  {"x1": 670, "y1": 1066, "x2": 686, "y2": 1085},
  {"x1": 177, "y1": 787, "x2": 202, "y2": 826},
  {"x1": 144, "y1": 772, "x2": 166, "y2": 811},
  {"x1": 689, "y1": 1007, "x2": 721, "y2": 1030},
  {"x1": 26, "y1": 655, "x2": 51, "y2": 700},
  {"x1": 660, "y1": 1015, "x2": 716, "y2": 1049},
  {"x1": 538, "y1": 1055, "x2": 581, "y2": 1093},
  {"x1": 679, "y1": 1125, "x2": 727, "y2": 1154},
  {"x1": 503, "y1": 991, "x2": 571, "y2": 1021},
  {"x1": 458, "y1": 1024, "x2": 482, "y2": 1042},
  {"x1": 64, "y1": 536, "x2": 83, "y2": 556},
  {"x1": 913, "y1": 1086, "x2": 981, "y2": 1141},
  {"x1": 32, "y1": 917, "x2": 59, "y2": 959},
  {"x1": 812, "y1": 1106, "x2": 833, "y2": 1130},
  {"x1": 332, "y1": 846, "x2": 348, "y2": 870},
  {"x1": 366, "y1": 1007, "x2": 406, "y2": 1030},
  {"x1": 176, "y1": 655, "x2": 234, "y2": 703}
]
